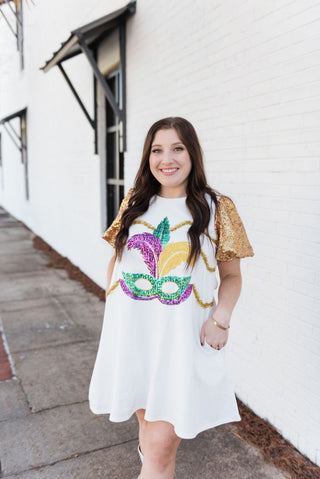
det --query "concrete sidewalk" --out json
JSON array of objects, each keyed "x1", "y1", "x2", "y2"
[{"x1": 0, "y1": 206, "x2": 288, "y2": 479}]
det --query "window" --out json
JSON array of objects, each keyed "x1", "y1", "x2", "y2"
[{"x1": 105, "y1": 69, "x2": 124, "y2": 227}]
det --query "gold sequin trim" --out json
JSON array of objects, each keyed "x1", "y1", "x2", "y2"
[
  {"x1": 170, "y1": 220, "x2": 192, "y2": 232},
  {"x1": 200, "y1": 251, "x2": 216, "y2": 272},
  {"x1": 192, "y1": 284, "x2": 215, "y2": 308},
  {"x1": 204, "y1": 231, "x2": 217, "y2": 244},
  {"x1": 132, "y1": 220, "x2": 216, "y2": 273},
  {"x1": 106, "y1": 280, "x2": 119, "y2": 297},
  {"x1": 171, "y1": 221, "x2": 217, "y2": 244},
  {"x1": 102, "y1": 193, "x2": 225, "y2": 250},
  {"x1": 215, "y1": 196, "x2": 254, "y2": 261},
  {"x1": 132, "y1": 220, "x2": 154, "y2": 230},
  {"x1": 133, "y1": 219, "x2": 217, "y2": 244}
]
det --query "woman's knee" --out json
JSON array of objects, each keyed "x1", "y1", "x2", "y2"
[
  {"x1": 144, "y1": 421, "x2": 182, "y2": 466},
  {"x1": 146, "y1": 443, "x2": 175, "y2": 469}
]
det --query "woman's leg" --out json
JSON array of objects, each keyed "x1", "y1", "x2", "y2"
[
  {"x1": 135, "y1": 410, "x2": 182, "y2": 479},
  {"x1": 136, "y1": 409, "x2": 147, "y2": 459}
]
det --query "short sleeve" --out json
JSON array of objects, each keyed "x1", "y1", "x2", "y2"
[
  {"x1": 102, "y1": 188, "x2": 134, "y2": 247},
  {"x1": 215, "y1": 196, "x2": 254, "y2": 261}
]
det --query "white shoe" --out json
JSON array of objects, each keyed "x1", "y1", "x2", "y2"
[{"x1": 138, "y1": 444, "x2": 144, "y2": 463}]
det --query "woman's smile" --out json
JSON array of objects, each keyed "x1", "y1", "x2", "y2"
[{"x1": 160, "y1": 167, "x2": 179, "y2": 175}]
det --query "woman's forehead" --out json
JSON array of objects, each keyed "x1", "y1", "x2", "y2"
[{"x1": 152, "y1": 128, "x2": 182, "y2": 145}]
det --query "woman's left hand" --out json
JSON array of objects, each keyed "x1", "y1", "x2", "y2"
[
  {"x1": 200, "y1": 310, "x2": 231, "y2": 350},
  {"x1": 200, "y1": 258, "x2": 241, "y2": 350}
]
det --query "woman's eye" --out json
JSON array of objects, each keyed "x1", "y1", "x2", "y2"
[
  {"x1": 174, "y1": 147, "x2": 184, "y2": 151},
  {"x1": 152, "y1": 149, "x2": 161, "y2": 154}
]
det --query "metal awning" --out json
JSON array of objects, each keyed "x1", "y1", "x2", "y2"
[
  {"x1": 0, "y1": 107, "x2": 29, "y2": 199},
  {"x1": 40, "y1": 0, "x2": 136, "y2": 151}
]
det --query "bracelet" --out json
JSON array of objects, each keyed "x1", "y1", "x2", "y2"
[{"x1": 210, "y1": 317, "x2": 230, "y2": 331}]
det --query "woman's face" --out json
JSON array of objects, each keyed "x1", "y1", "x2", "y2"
[{"x1": 149, "y1": 128, "x2": 192, "y2": 198}]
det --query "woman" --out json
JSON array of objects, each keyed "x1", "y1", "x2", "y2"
[{"x1": 89, "y1": 117, "x2": 254, "y2": 479}]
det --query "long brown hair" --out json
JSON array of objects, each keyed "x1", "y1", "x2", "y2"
[{"x1": 115, "y1": 117, "x2": 220, "y2": 265}]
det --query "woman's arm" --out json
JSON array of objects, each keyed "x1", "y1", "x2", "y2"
[
  {"x1": 105, "y1": 253, "x2": 116, "y2": 300},
  {"x1": 200, "y1": 257, "x2": 242, "y2": 348},
  {"x1": 214, "y1": 257, "x2": 242, "y2": 326}
]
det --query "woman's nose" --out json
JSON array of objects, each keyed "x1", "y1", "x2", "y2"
[{"x1": 160, "y1": 150, "x2": 174, "y2": 164}]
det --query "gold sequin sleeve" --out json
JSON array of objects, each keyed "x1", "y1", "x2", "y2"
[
  {"x1": 215, "y1": 196, "x2": 254, "y2": 261},
  {"x1": 102, "y1": 188, "x2": 134, "y2": 247}
]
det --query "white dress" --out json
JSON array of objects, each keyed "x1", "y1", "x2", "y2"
[{"x1": 89, "y1": 192, "x2": 254, "y2": 439}]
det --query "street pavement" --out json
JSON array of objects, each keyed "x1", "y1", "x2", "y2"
[{"x1": 0, "y1": 206, "x2": 288, "y2": 479}]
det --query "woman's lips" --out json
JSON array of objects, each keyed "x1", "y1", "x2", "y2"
[{"x1": 160, "y1": 168, "x2": 178, "y2": 176}]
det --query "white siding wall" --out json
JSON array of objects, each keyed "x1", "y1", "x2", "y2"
[
  {"x1": 0, "y1": 0, "x2": 319, "y2": 466},
  {"x1": 125, "y1": 1, "x2": 320, "y2": 465}
]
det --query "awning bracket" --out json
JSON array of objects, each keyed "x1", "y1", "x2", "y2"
[
  {"x1": 0, "y1": 0, "x2": 24, "y2": 68},
  {"x1": 77, "y1": 33, "x2": 123, "y2": 121},
  {"x1": 4, "y1": 0, "x2": 21, "y2": 24},
  {"x1": 58, "y1": 63, "x2": 96, "y2": 130},
  {"x1": 40, "y1": 1, "x2": 136, "y2": 153},
  {"x1": 0, "y1": 5, "x2": 17, "y2": 37},
  {"x1": 2, "y1": 122, "x2": 22, "y2": 152},
  {"x1": 0, "y1": 108, "x2": 29, "y2": 199}
]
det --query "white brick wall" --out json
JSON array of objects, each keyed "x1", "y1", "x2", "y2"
[{"x1": 0, "y1": 0, "x2": 319, "y2": 465}]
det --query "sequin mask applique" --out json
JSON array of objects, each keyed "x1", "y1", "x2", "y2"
[{"x1": 120, "y1": 217, "x2": 193, "y2": 305}]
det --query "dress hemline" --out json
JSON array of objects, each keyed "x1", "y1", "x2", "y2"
[{"x1": 89, "y1": 404, "x2": 241, "y2": 440}]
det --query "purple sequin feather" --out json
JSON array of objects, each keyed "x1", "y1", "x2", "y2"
[{"x1": 127, "y1": 233, "x2": 162, "y2": 277}]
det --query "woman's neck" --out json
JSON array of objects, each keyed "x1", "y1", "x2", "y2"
[{"x1": 158, "y1": 186, "x2": 187, "y2": 198}]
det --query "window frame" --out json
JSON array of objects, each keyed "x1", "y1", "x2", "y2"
[{"x1": 105, "y1": 68, "x2": 125, "y2": 228}]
